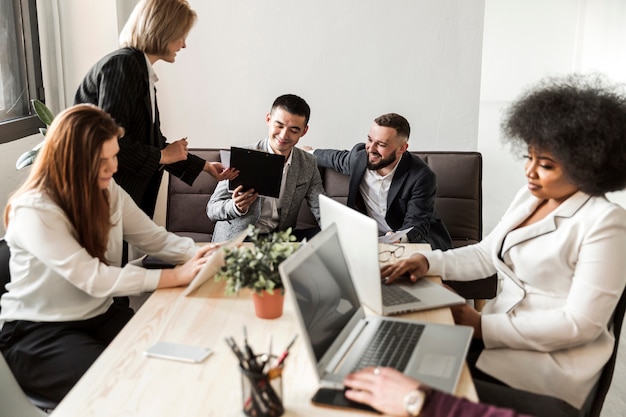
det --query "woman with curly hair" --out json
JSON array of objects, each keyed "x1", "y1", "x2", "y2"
[
  {"x1": 0, "y1": 104, "x2": 217, "y2": 406},
  {"x1": 379, "y1": 74, "x2": 626, "y2": 417}
]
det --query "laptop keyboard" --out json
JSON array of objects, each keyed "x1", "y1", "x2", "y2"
[
  {"x1": 381, "y1": 284, "x2": 420, "y2": 306},
  {"x1": 352, "y1": 321, "x2": 425, "y2": 372}
]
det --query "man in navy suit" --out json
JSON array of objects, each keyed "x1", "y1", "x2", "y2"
[{"x1": 306, "y1": 113, "x2": 451, "y2": 250}]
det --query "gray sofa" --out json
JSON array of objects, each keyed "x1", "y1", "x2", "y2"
[{"x1": 166, "y1": 149, "x2": 496, "y2": 299}]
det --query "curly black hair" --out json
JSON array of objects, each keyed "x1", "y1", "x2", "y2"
[{"x1": 501, "y1": 74, "x2": 626, "y2": 195}]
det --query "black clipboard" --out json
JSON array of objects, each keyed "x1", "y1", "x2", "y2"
[{"x1": 228, "y1": 147, "x2": 285, "y2": 198}]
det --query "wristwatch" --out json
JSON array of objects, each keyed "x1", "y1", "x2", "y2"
[{"x1": 403, "y1": 384, "x2": 431, "y2": 416}]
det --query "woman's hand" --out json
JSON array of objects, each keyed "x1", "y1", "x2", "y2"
[
  {"x1": 450, "y1": 303, "x2": 482, "y2": 339},
  {"x1": 380, "y1": 253, "x2": 429, "y2": 284},
  {"x1": 157, "y1": 243, "x2": 219, "y2": 288},
  {"x1": 160, "y1": 138, "x2": 189, "y2": 164},
  {"x1": 344, "y1": 367, "x2": 421, "y2": 416}
]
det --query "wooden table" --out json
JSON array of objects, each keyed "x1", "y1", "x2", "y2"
[{"x1": 51, "y1": 244, "x2": 476, "y2": 417}]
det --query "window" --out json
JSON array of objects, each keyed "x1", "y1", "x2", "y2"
[{"x1": 0, "y1": 0, "x2": 44, "y2": 144}]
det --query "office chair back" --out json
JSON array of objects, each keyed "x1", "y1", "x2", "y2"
[
  {"x1": 0, "y1": 353, "x2": 48, "y2": 417},
  {"x1": 1, "y1": 238, "x2": 9, "y2": 298},
  {"x1": 586, "y1": 286, "x2": 626, "y2": 417},
  {"x1": 0, "y1": 238, "x2": 57, "y2": 412},
  {"x1": 1, "y1": 239, "x2": 48, "y2": 417}
]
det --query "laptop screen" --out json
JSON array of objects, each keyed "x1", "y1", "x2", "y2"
[{"x1": 285, "y1": 228, "x2": 361, "y2": 361}]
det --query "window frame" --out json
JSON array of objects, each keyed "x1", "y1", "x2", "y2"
[{"x1": 0, "y1": 0, "x2": 45, "y2": 144}]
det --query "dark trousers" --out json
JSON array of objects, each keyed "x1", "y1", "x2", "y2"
[
  {"x1": 467, "y1": 339, "x2": 585, "y2": 417},
  {"x1": 0, "y1": 300, "x2": 134, "y2": 405}
]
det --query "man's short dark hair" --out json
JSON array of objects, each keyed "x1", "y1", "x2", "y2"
[
  {"x1": 374, "y1": 113, "x2": 410, "y2": 141},
  {"x1": 271, "y1": 94, "x2": 311, "y2": 126}
]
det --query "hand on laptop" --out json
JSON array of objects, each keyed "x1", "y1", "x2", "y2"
[
  {"x1": 380, "y1": 253, "x2": 429, "y2": 284},
  {"x1": 344, "y1": 367, "x2": 428, "y2": 417}
]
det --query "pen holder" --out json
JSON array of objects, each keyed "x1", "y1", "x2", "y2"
[{"x1": 240, "y1": 355, "x2": 284, "y2": 417}]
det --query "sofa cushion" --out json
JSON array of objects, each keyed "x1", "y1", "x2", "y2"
[{"x1": 166, "y1": 149, "x2": 221, "y2": 242}]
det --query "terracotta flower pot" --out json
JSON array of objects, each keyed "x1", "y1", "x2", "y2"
[{"x1": 252, "y1": 290, "x2": 285, "y2": 319}]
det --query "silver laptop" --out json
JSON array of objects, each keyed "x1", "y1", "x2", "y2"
[
  {"x1": 279, "y1": 223, "x2": 473, "y2": 393},
  {"x1": 319, "y1": 194, "x2": 465, "y2": 315}
]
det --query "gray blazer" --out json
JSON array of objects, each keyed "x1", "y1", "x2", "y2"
[{"x1": 207, "y1": 139, "x2": 324, "y2": 242}]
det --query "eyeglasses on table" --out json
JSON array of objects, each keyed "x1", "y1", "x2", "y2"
[{"x1": 378, "y1": 244, "x2": 405, "y2": 262}]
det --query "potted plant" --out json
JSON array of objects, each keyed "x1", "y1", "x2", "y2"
[
  {"x1": 16, "y1": 99, "x2": 54, "y2": 170},
  {"x1": 215, "y1": 225, "x2": 300, "y2": 319}
]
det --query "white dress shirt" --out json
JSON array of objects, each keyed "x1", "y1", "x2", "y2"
[
  {"x1": 359, "y1": 161, "x2": 400, "y2": 237},
  {"x1": 144, "y1": 53, "x2": 158, "y2": 123}
]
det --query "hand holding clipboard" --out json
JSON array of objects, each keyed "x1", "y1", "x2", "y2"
[{"x1": 227, "y1": 147, "x2": 285, "y2": 198}]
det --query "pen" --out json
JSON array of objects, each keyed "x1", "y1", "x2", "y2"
[
  {"x1": 275, "y1": 334, "x2": 297, "y2": 368},
  {"x1": 259, "y1": 334, "x2": 273, "y2": 373},
  {"x1": 225, "y1": 337, "x2": 248, "y2": 369},
  {"x1": 243, "y1": 326, "x2": 260, "y2": 371}
]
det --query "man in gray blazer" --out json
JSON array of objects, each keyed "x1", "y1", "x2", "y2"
[
  {"x1": 306, "y1": 113, "x2": 452, "y2": 250},
  {"x1": 207, "y1": 94, "x2": 324, "y2": 242}
]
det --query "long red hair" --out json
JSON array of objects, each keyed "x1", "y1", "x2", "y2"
[{"x1": 4, "y1": 104, "x2": 124, "y2": 262}]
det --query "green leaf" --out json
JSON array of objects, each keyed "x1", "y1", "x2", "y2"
[
  {"x1": 31, "y1": 99, "x2": 54, "y2": 126},
  {"x1": 214, "y1": 226, "x2": 301, "y2": 295}
]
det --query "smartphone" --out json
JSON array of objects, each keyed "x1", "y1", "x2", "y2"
[
  {"x1": 311, "y1": 388, "x2": 380, "y2": 414},
  {"x1": 144, "y1": 342, "x2": 213, "y2": 363}
]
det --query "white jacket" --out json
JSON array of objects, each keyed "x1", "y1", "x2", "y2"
[
  {"x1": 0, "y1": 180, "x2": 198, "y2": 326},
  {"x1": 424, "y1": 187, "x2": 626, "y2": 408}
]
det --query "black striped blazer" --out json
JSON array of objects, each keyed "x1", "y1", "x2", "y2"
[{"x1": 74, "y1": 47, "x2": 205, "y2": 217}]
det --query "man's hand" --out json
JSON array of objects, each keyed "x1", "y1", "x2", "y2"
[
  {"x1": 232, "y1": 185, "x2": 258, "y2": 213},
  {"x1": 204, "y1": 161, "x2": 239, "y2": 181},
  {"x1": 160, "y1": 138, "x2": 189, "y2": 164}
]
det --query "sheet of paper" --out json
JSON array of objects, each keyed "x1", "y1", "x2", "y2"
[
  {"x1": 182, "y1": 230, "x2": 248, "y2": 296},
  {"x1": 378, "y1": 227, "x2": 414, "y2": 244},
  {"x1": 219, "y1": 150, "x2": 231, "y2": 168}
]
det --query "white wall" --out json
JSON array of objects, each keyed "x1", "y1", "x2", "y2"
[
  {"x1": 4, "y1": 0, "x2": 626, "y2": 238},
  {"x1": 479, "y1": 0, "x2": 626, "y2": 233},
  {"x1": 0, "y1": 0, "x2": 486, "y2": 235},
  {"x1": 157, "y1": 0, "x2": 484, "y2": 153}
]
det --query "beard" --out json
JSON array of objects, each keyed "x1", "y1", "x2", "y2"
[{"x1": 367, "y1": 151, "x2": 397, "y2": 170}]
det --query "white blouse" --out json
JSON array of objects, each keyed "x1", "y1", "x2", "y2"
[{"x1": 0, "y1": 180, "x2": 198, "y2": 326}]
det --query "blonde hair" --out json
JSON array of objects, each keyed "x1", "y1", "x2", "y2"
[
  {"x1": 119, "y1": 0, "x2": 197, "y2": 55},
  {"x1": 4, "y1": 104, "x2": 124, "y2": 263}
]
